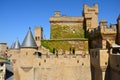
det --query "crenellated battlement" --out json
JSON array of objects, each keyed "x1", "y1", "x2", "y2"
[
  {"x1": 100, "y1": 19, "x2": 117, "y2": 34},
  {"x1": 34, "y1": 54, "x2": 89, "y2": 59},
  {"x1": 83, "y1": 3, "x2": 98, "y2": 30},
  {"x1": 83, "y1": 3, "x2": 98, "y2": 16},
  {"x1": 50, "y1": 11, "x2": 84, "y2": 22}
]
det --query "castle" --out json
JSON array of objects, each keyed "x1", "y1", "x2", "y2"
[{"x1": 0, "y1": 3, "x2": 119, "y2": 80}]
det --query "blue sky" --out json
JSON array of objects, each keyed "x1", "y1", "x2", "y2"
[{"x1": 0, "y1": 0, "x2": 120, "y2": 47}]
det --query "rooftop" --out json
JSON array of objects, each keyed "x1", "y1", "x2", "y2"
[{"x1": 21, "y1": 27, "x2": 37, "y2": 48}]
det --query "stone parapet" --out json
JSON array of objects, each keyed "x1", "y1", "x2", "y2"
[
  {"x1": 101, "y1": 28, "x2": 116, "y2": 34},
  {"x1": 14, "y1": 53, "x2": 91, "y2": 80},
  {"x1": 50, "y1": 16, "x2": 84, "y2": 22},
  {"x1": 83, "y1": 4, "x2": 98, "y2": 14}
]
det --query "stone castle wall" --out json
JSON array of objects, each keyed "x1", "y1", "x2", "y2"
[
  {"x1": 50, "y1": 16, "x2": 84, "y2": 39},
  {"x1": 49, "y1": 4, "x2": 99, "y2": 39},
  {"x1": 41, "y1": 39, "x2": 88, "y2": 54},
  {"x1": 13, "y1": 52, "x2": 91, "y2": 80}
]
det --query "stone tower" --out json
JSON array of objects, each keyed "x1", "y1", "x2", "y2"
[
  {"x1": 50, "y1": 11, "x2": 84, "y2": 39},
  {"x1": 9, "y1": 39, "x2": 20, "y2": 66},
  {"x1": 14, "y1": 39, "x2": 20, "y2": 49},
  {"x1": 34, "y1": 27, "x2": 43, "y2": 47},
  {"x1": 83, "y1": 4, "x2": 98, "y2": 31},
  {"x1": 117, "y1": 15, "x2": 120, "y2": 44},
  {"x1": 15, "y1": 28, "x2": 38, "y2": 80}
]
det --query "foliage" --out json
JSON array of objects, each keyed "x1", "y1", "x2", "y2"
[
  {"x1": 51, "y1": 24, "x2": 85, "y2": 39},
  {"x1": 41, "y1": 39, "x2": 88, "y2": 53},
  {"x1": 41, "y1": 40, "x2": 72, "y2": 53}
]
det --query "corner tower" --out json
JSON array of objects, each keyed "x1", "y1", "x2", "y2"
[
  {"x1": 83, "y1": 4, "x2": 98, "y2": 31},
  {"x1": 14, "y1": 39, "x2": 20, "y2": 49}
]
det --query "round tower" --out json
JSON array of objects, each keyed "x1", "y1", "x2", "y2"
[
  {"x1": 9, "y1": 39, "x2": 20, "y2": 55},
  {"x1": 9, "y1": 39, "x2": 20, "y2": 65},
  {"x1": 21, "y1": 27, "x2": 38, "y2": 56}
]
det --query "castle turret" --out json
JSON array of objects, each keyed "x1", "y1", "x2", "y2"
[
  {"x1": 9, "y1": 39, "x2": 20, "y2": 62},
  {"x1": 10, "y1": 42, "x2": 15, "y2": 49},
  {"x1": 83, "y1": 4, "x2": 98, "y2": 31},
  {"x1": 10, "y1": 39, "x2": 20, "y2": 50},
  {"x1": 14, "y1": 39, "x2": 20, "y2": 49},
  {"x1": 13, "y1": 28, "x2": 38, "y2": 80},
  {"x1": 21, "y1": 27, "x2": 37, "y2": 48},
  {"x1": 20, "y1": 27, "x2": 37, "y2": 59}
]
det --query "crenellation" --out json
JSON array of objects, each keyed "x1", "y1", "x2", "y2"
[
  {"x1": 100, "y1": 19, "x2": 117, "y2": 33},
  {"x1": 50, "y1": 16, "x2": 84, "y2": 22},
  {"x1": 83, "y1": 4, "x2": 98, "y2": 31},
  {"x1": 83, "y1": 4, "x2": 98, "y2": 15}
]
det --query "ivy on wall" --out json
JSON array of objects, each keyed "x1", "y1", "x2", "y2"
[
  {"x1": 41, "y1": 40, "x2": 72, "y2": 52},
  {"x1": 41, "y1": 39, "x2": 88, "y2": 53},
  {"x1": 51, "y1": 24, "x2": 84, "y2": 39}
]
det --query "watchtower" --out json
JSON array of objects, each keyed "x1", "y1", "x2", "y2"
[{"x1": 83, "y1": 4, "x2": 98, "y2": 31}]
